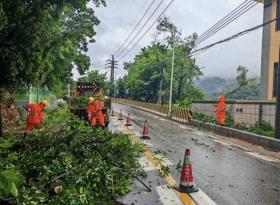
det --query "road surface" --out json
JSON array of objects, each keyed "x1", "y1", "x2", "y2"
[{"x1": 113, "y1": 103, "x2": 280, "y2": 205}]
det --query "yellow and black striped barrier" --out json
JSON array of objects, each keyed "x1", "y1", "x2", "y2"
[{"x1": 112, "y1": 98, "x2": 193, "y2": 123}]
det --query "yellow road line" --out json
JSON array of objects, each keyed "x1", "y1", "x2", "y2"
[{"x1": 120, "y1": 121, "x2": 196, "y2": 205}]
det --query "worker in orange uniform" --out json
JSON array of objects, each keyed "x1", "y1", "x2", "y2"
[
  {"x1": 214, "y1": 96, "x2": 226, "y2": 126},
  {"x1": 24, "y1": 100, "x2": 49, "y2": 131},
  {"x1": 87, "y1": 97, "x2": 105, "y2": 127}
]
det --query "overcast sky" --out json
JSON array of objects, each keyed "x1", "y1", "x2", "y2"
[{"x1": 73, "y1": 0, "x2": 264, "y2": 80}]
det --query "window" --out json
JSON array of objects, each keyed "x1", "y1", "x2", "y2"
[
  {"x1": 273, "y1": 62, "x2": 279, "y2": 97},
  {"x1": 277, "y1": 0, "x2": 280, "y2": 31}
]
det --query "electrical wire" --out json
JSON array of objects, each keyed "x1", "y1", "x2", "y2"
[
  {"x1": 190, "y1": 18, "x2": 276, "y2": 56},
  {"x1": 114, "y1": 0, "x2": 157, "y2": 56},
  {"x1": 118, "y1": 0, "x2": 175, "y2": 61},
  {"x1": 196, "y1": 0, "x2": 258, "y2": 46},
  {"x1": 116, "y1": 0, "x2": 166, "y2": 58}
]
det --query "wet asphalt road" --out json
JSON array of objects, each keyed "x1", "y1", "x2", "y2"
[{"x1": 113, "y1": 103, "x2": 280, "y2": 205}]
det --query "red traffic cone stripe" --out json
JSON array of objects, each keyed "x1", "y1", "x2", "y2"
[
  {"x1": 178, "y1": 149, "x2": 198, "y2": 193},
  {"x1": 126, "y1": 113, "x2": 132, "y2": 126}
]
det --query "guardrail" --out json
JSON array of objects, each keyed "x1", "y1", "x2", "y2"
[{"x1": 112, "y1": 98, "x2": 192, "y2": 123}]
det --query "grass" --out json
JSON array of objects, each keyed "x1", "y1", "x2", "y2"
[{"x1": 192, "y1": 112, "x2": 275, "y2": 138}]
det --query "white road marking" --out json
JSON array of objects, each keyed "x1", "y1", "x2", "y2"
[
  {"x1": 190, "y1": 189, "x2": 217, "y2": 205},
  {"x1": 155, "y1": 185, "x2": 183, "y2": 205},
  {"x1": 142, "y1": 140, "x2": 153, "y2": 147},
  {"x1": 246, "y1": 152, "x2": 280, "y2": 163},
  {"x1": 139, "y1": 156, "x2": 156, "y2": 171},
  {"x1": 192, "y1": 131, "x2": 205, "y2": 136},
  {"x1": 213, "y1": 139, "x2": 232, "y2": 146},
  {"x1": 154, "y1": 154, "x2": 173, "y2": 166}
]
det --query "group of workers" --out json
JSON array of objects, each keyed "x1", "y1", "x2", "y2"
[
  {"x1": 23, "y1": 95, "x2": 225, "y2": 133},
  {"x1": 24, "y1": 96, "x2": 105, "y2": 132}
]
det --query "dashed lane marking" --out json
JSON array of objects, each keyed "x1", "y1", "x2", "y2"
[
  {"x1": 213, "y1": 139, "x2": 232, "y2": 146},
  {"x1": 156, "y1": 185, "x2": 184, "y2": 205},
  {"x1": 139, "y1": 156, "x2": 156, "y2": 171},
  {"x1": 155, "y1": 154, "x2": 173, "y2": 166},
  {"x1": 189, "y1": 190, "x2": 217, "y2": 205},
  {"x1": 246, "y1": 152, "x2": 280, "y2": 163},
  {"x1": 112, "y1": 112, "x2": 219, "y2": 205}
]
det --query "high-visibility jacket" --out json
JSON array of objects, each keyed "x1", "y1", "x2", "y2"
[
  {"x1": 87, "y1": 101, "x2": 104, "y2": 119},
  {"x1": 25, "y1": 103, "x2": 45, "y2": 124},
  {"x1": 87, "y1": 100, "x2": 105, "y2": 126}
]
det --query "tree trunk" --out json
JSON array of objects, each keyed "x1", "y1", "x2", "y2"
[
  {"x1": 36, "y1": 87, "x2": 39, "y2": 103},
  {"x1": 28, "y1": 85, "x2": 32, "y2": 103},
  {"x1": 157, "y1": 66, "x2": 164, "y2": 104},
  {"x1": 176, "y1": 77, "x2": 184, "y2": 101},
  {"x1": 0, "y1": 104, "x2": 2, "y2": 137}
]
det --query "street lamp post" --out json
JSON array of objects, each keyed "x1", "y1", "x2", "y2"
[{"x1": 168, "y1": 32, "x2": 176, "y2": 118}]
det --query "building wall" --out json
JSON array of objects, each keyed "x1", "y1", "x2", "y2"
[{"x1": 260, "y1": 0, "x2": 280, "y2": 100}]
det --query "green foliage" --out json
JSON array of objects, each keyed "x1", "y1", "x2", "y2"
[
  {"x1": 78, "y1": 70, "x2": 109, "y2": 90},
  {"x1": 192, "y1": 113, "x2": 217, "y2": 124},
  {"x1": 192, "y1": 112, "x2": 275, "y2": 138},
  {"x1": 225, "y1": 66, "x2": 258, "y2": 99},
  {"x1": 248, "y1": 122, "x2": 274, "y2": 138},
  {"x1": 0, "y1": 0, "x2": 105, "y2": 92},
  {"x1": 0, "y1": 169, "x2": 25, "y2": 197},
  {"x1": 0, "y1": 107, "x2": 142, "y2": 204},
  {"x1": 70, "y1": 96, "x2": 88, "y2": 109},
  {"x1": 117, "y1": 18, "x2": 203, "y2": 103}
]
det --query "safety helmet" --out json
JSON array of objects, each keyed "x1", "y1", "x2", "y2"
[
  {"x1": 41, "y1": 100, "x2": 49, "y2": 106},
  {"x1": 88, "y1": 97, "x2": 95, "y2": 103}
]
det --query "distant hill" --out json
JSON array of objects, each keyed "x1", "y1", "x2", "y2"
[{"x1": 195, "y1": 77, "x2": 260, "y2": 100}]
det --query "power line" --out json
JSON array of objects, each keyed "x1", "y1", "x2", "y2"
[
  {"x1": 118, "y1": 0, "x2": 175, "y2": 61},
  {"x1": 190, "y1": 18, "x2": 276, "y2": 56},
  {"x1": 196, "y1": 0, "x2": 251, "y2": 42},
  {"x1": 196, "y1": 0, "x2": 258, "y2": 46},
  {"x1": 114, "y1": 0, "x2": 157, "y2": 56},
  {"x1": 196, "y1": 0, "x2": 257, "y2": 45},
  {"x1": 197, "y1": 1, "x2": 258, "y2": 45},
  {"x1": 116, "y1": 0, "x2": 166, "y2": 58}
]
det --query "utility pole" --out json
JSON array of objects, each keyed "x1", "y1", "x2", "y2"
[
  {"x1": 168, "y1": 32, "x2": 175, "y2": 118},
  {"x1": 275, "y1": 46, "x2": 280, "y2": 139},
  {"x1": 106, "y1": 55, "x2": 118, "y2": 97}
]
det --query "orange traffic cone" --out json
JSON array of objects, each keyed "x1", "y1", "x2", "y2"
[
  {"x1": 141, "y1": 120, "x2": 150, "y2": 139},
  {"x1": 125, "y1": 113, "x2": 132, "y2": 126},
  {"x1": 111, "y1": 109, "x2": 115, "y2": 116},
  {"x1": 178, "y1": 149, "x2": 198, "y2": 193},
  {"x1": 118, "y1": 110, "x2": 124, "y2": 120}
]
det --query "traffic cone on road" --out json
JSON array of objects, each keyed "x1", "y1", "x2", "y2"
[
  {"x1": 111, "y1": 109, "x2": 115, "y2": 116},
  {"x1": 118, "y1": 110, "x2": 124, "y2": 120},
  {"x1": 141, "y1": 120, "x2": 150, "y2": 139},
  {"x1": 178, "y1": 149, "x2": 198, "y2": 193},
  {"x1": 125, "y1": 113, "x2": 132, "y2": 126}
]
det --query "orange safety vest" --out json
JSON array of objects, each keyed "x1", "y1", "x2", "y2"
[{"x1": 25, "y1": 103, "x2": 45, "y2": 124}]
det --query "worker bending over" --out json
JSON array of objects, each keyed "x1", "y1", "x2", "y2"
[
  {"x1": 24, "y1": 100, "x2": 48, "y2": 131},
  {"x1": 87, "y1": 97, "x2": 105, "y2": 127},
  {"x1": 214, "y1": 96, "x2": 226, "y2": 126}
]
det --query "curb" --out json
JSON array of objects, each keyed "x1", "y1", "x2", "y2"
[
  {"x1": 189, "y1": 119, "x2": 280, "y2": 152},
  {"x1": 113, "y1": 102, "x2": 280, "y2": 152}
]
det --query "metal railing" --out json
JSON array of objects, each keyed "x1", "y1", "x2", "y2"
[
  {"x1": 112, "y1": 98, "x2": 276, "y2": 128},
  {"x1": 191, "y1": 100, "x2": 276, "y2": 128},
  {"x1": 112, "y1": 98, "x2": 192, "y2": 123}
]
